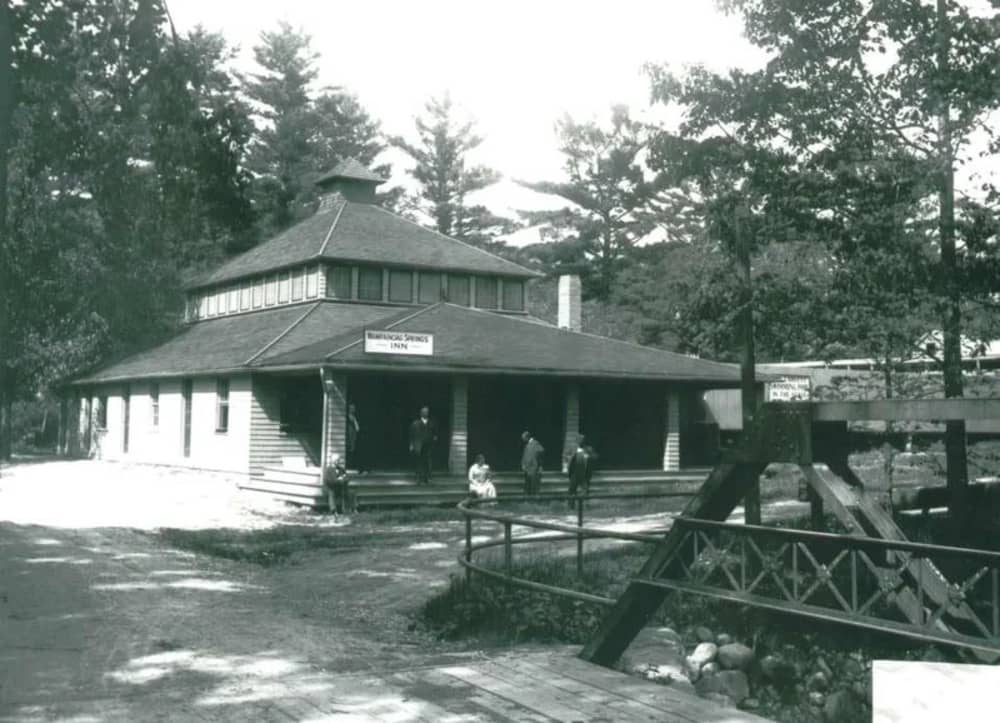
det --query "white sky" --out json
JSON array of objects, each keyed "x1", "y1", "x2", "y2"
[
  {"x1": 167, "y1": 0, "x2": 997, "y2": 244},
  {"x1": 167, "y1": 1, "x2": 763, "y2": 196}
]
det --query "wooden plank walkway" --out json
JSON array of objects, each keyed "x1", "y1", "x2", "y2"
[{"x1": 282, "y1": 647, "x2": 773, "y2": 722}]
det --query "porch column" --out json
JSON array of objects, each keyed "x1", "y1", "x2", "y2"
[
  {"x1": 321, "y1": 370, "x2": 348, "y2": 468},
  {"x1": 65, "y1": 394, "x2": 80, "y2": 456},
  {"x1": 562, "y1": 382, "x2": 581, "y2": 472},
  {"x1": 57, "y1": 397, "x2": 67, "y2": 455},
  {"x1": 448, "y1": 376, "x2": 469, "y2": 475},
  {"x1": 662, "y1": 390, "x2": 681, "y2": 471},
  {"x1": 79, "y1": 395, "x2": 92, "y2": 457}
]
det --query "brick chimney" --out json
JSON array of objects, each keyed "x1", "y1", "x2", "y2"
[
  {"x1": 315, "y1": 158, "x2": 387, "y2": 206},
  {"x1": 557, "y1": 274, "x2": 582, "y2": 332}
]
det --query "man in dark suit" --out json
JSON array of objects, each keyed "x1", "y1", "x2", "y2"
[
  {"x1": 568, "y1": 434, "x2": 596, "y2": 501},
  {"x1": 409, "y1": 406, "x2": 437, "y2": 485},
  {"x1": 521, "y1": 430, "x2": 545, "y2": 495}
]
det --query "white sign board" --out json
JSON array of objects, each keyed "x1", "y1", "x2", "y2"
[
  {"x1": 766, "y1": 376, "x2": 811, "y2": 402},
  {"x1": 364, "y1": 330, "x2": 434, "y2": 356}
]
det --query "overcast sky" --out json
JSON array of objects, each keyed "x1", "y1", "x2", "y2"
[{"x1": 166, "y1": 0, "x2": 763, "y2": 210}]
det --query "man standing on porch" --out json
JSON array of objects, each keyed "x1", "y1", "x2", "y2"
[
  {"x1": 521, "y1": 431, "x2": 545, "y2": 495},
  {"x1": 409, "y1": 406, "x2": 437, "y2": 485}
]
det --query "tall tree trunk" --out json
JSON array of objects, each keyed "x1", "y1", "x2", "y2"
[
  {"x1": 936, "y1": 0, "x2": 969, "y2": 528},
  {"x1": 737, "y1": 205, "x2": 761, "y2": 524},
  {"x1": 0, "y1": 0, "x2": 15, "y2": 460}
]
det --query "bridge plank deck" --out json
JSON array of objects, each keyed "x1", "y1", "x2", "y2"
[{"x1": 333, "y1": 648, "x2": 775, "y2": 722}]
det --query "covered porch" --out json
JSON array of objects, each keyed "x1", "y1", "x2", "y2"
[{"x1": 250, "y1": 369, "x2": 721, "y2": 478}]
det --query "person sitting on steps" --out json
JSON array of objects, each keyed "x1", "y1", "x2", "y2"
[
  {"x1": 324, "y1": 454, "x2": 355, "y2": 519},
  {"x1": 468, "y1": 453, "x2": 497, "y2": 501}
]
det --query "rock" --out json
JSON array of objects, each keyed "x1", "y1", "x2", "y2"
[
  {"x1": 823, "y1": 690, "x2": 860, "y2": 722},
  {"x1": 686, "y1": 642, "x2": 718, "y2": 670},
  {"x1": 716, "y1": 670, "x2": 751, "y2": 704},
  {"x1": 716, "y1": 633, "x2": 733, "y2": 646},
  {"x1": 704, "y1": 692, "x2": 735, "y2": 708},
  {"x1": 695, "y1": 626, "x2": 715, "y2": 643},
  {"x1": 718, "y1": 643, "x2": 755, "y2": 671},
  {"x1": 626, "y1": 626, "x2": 686, "y2": 671},
  {"x1": 808, "y1": 671, "x2": 830, "y2": 692},
  {"x1": 646, "y1": 664, "x2": 696, "y2": 695},
  {"x1": 701, "y1": 662, "x2": 720, "y2": 676},
  {"x1": 742, "y1": 697, "x2": 760, "y2": 710},
  {"x1": 760, "y1": 654, "x2": 796, "y2": 683},
  {"x1": 809, "y1": 691, "x2": 826, "y2": 707},
  {"x1": 698, "y1": 669, "x2": 750, "y2": 704},
  {"x1": 816, "y1": 656, "x2": 833, "y2": 678}
]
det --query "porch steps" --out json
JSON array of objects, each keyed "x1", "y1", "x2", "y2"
[{"x1": 239, "y1": 467, "x2": 710, "y2": 510}]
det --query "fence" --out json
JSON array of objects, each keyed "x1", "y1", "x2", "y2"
[
  {"x1": 457, "y1": 493, "x2": 1000, "y2": 657},
  {"x1": 457, "y1": 491, "x2": 693, "y2": 606}
]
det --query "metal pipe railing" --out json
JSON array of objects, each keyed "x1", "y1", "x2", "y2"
[{"x1": 456, "y1": 491, "x2": 692, "y2": 603}]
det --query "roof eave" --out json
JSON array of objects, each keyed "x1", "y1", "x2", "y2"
[{"x1": 255, "y1": 359, "x2": 743, "y2": 384}]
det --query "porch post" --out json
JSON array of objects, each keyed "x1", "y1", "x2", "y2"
[
  {"x1": 448, "y1": 375, "x2": 469, "y2": 475},
  {"x1": 65, "y1": 393, "x2": 79, "y2": 456},
  {"x1": 663, "y1": 389, "x2": 681, "y2": 471},
  {"x1": 57, "y1": 396, "x2": 67, "y2": 455},
  {"x1": 321, "y1": 369, "x2": 348, "y2": 468},
  {"x1": 80, "y1": 394, "x2": 93, "y2": 457},
  {"x1": 562, "y1": 381, "x2": 581, "y2": 472}
]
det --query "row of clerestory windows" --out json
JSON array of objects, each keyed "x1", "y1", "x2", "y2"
[
  {"x1": 187, "y1": 263, "x2": 526, "y2": 321},
  {"x1": 325, "y1": 265, "x2": 525, "y2": 312},
  {"x1": 190, "y1": 266, "x2": 322, "y2": 321}
]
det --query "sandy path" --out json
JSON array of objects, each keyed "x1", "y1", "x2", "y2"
[{"x1": 0, "y1": 461, "x2": 488, "y2": 721}]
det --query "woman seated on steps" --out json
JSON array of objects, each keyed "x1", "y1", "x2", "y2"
[{"x1": 467, "y1": 453, "x2": 497, "y2": 501}]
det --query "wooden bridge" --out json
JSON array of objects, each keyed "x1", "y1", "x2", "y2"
[{"x1": 581, "y1": 398, "x2": 1000, "y2": 667}]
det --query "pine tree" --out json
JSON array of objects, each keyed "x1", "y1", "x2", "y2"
[{"x1": 391, "y1": 95, "x2": 508, "y2": 243}]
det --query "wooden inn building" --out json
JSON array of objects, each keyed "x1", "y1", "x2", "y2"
[{"x1": 60, "y1": 159, "x2": 743, "y2": 488}]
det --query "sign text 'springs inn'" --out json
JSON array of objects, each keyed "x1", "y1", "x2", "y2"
[{"x1": 364, "y1": 330, "x2": 434, "y2": 356}]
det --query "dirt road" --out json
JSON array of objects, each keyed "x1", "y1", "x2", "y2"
[{"x1": 0, "y1": 461, "x2": 487, "y2": 722}]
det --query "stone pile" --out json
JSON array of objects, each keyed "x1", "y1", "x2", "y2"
[{"x1": 624, "y1": 626, "x2": 872, "y2": 721}]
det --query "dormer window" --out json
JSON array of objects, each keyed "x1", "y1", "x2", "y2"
[
  {"x1": 358, "y1": 267, "x2": 383, "y2": 301},
  {"x1": 448, "y1": 274, "x2": 470, "y2": 305},
  {"x1": 419, "y1": 272, "x2": 442, "y2": 303},
  {"x1": 329, "y1": 266, "x2": 352, "y2": 298},
  {"x1": 503, "y1": 280, "x2": 525, "y2": 312},
  {"x1": 475, "y1": 276, "x2": 499, "y2": 309},
  {"x1": 388, "y1": 269, "x2": 413, "y2": 303}
]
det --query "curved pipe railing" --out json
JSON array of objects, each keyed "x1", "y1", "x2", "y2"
[{"x1": 456, "y1": 491, "x2": 693, "y2": 606}]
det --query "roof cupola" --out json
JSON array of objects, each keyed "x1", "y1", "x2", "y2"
[{"x1": 315, "y1": 158, "x2": 387, "y2": 206}]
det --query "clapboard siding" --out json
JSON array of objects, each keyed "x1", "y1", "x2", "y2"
[
  {"x1": 81, "y1": 376, "x2": 251, "y2": 473},
  {"x1": 249, "y1": 375, "x2": 319, "y2": 476}
]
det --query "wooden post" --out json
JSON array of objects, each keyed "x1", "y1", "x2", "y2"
[
  {"x1": 465, "y1": 514, "x2": 473, "y2": 587},
  {"x1": 320, "y1": 368, "x2": 329, "y2": 472},
  {"x1": 576, "y1": 495, "x2": 584, "y2": 578},
  {"x1": 808, "y1": 485, "x2": 825, "y2": 531},
  {"x1": 503, "y1": 520, "x2": 512, "y2": 574}
]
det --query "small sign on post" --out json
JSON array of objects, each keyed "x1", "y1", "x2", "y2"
[
  {"x1": 364, "y1": 330, "x2": 434, "y2": 356},
  {"x1": 766, "y1": 376, "x2": 811, "y2": 402}
]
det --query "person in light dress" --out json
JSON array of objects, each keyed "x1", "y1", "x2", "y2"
[{"x1": 468, "y1": 453, "x2": 497, "y2": 500}]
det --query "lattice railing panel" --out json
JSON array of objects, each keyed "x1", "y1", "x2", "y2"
[{"x1": 651, "y1": 519, "x2": 1000, "y2": 655}]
